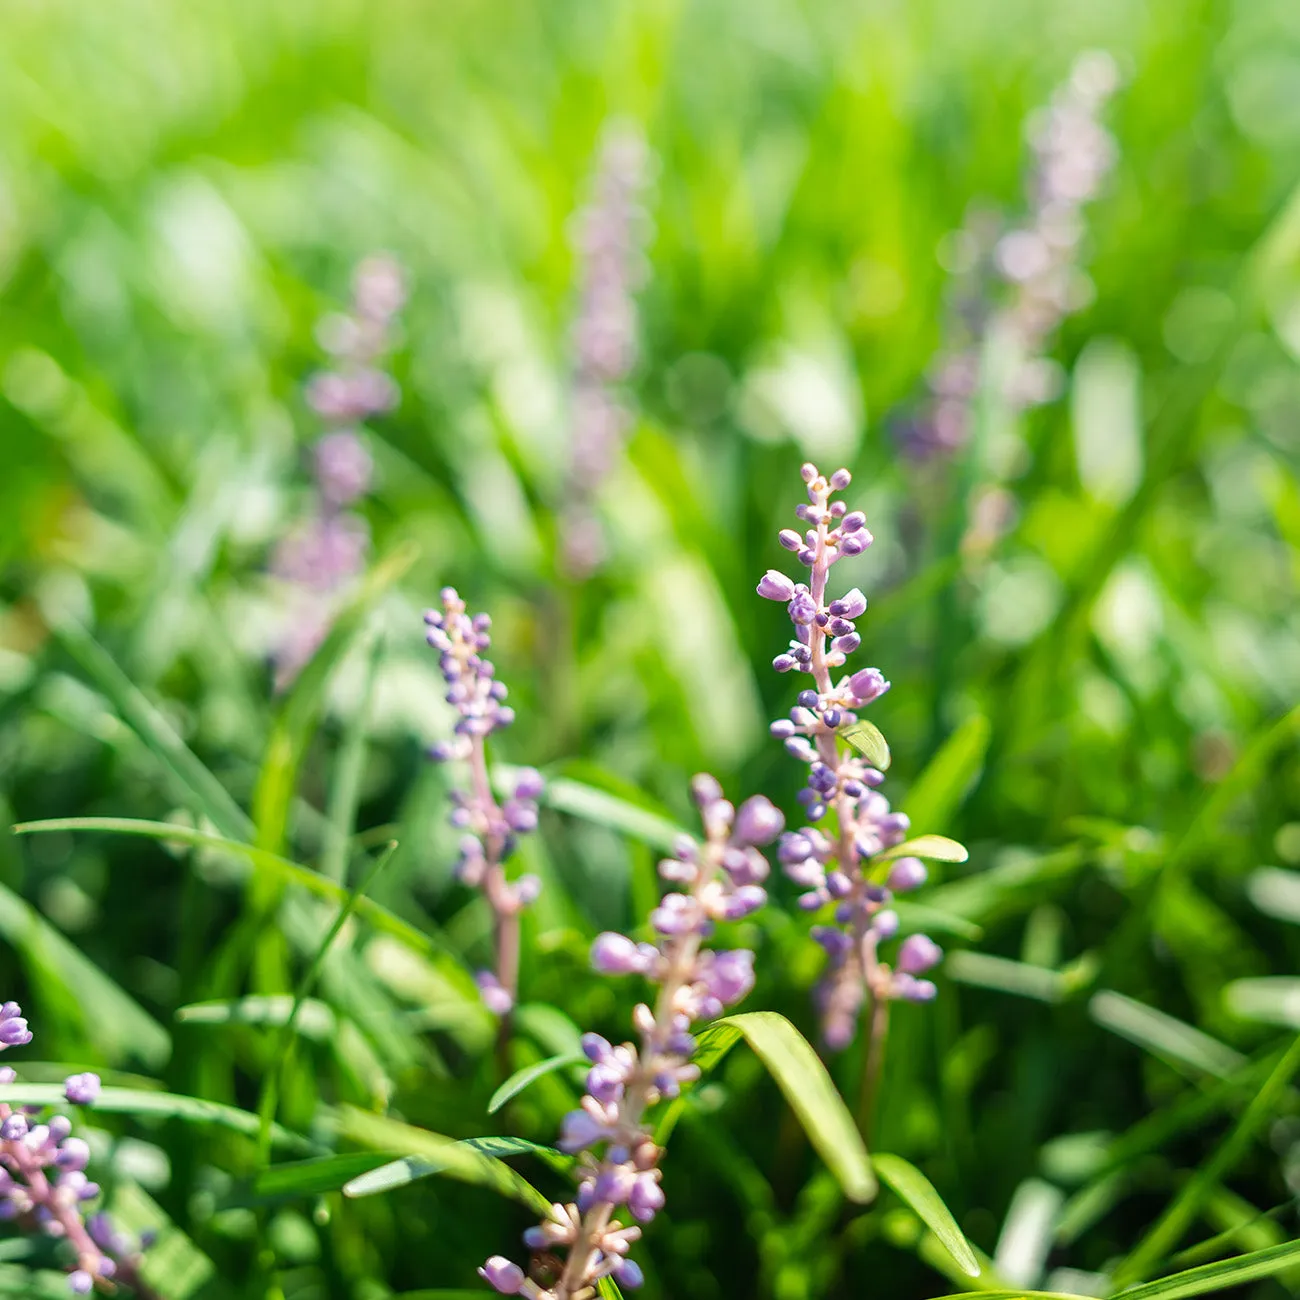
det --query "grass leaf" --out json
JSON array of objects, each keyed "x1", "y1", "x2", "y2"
[
  {"x1": 488, "y1": 1050, "x2": 586, "y2": 1115},
  {"x1": 842, "y1": 720, "x2": 891, "y2": 770},
  {"x1": 874, "y1": 1152, "x2": 981, "y2": 1278}
]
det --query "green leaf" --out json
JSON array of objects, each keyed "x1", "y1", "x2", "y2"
[
  {"x1": 176, "y1": 995, "x2": 336, "y2": 1039},
  {"x1": 537, "y1": 775, "x2": 688, "y2": 854},
  {"x1": 0, "y1": 878, "x2": 170, "y2": 1069},
  {"x1": 842, "y1": 719, "x2": 891, "y2": 770},
  {"x1": 12, "y1": 818, "x2": 440, "y2": 957},
  {"x1": 1223, "y1": 976, "x2": 1300, "y2": 1027},
  {"x1": 944, "y1": 952, "x2": 1068, "y2": 1003},
  {"x1": 1089, "y1": 991, "x2": 1245, "y2": 1079},
  {"x1": 1121, "y1": 1239, "x2": 1300, "y2": 1300},
  {"x1": 873, "y1": 1152, "x2": 981, "y2": 1278},
  {"x1": 0, "y1": 1084, "x2": 315, "y2": 1152},
  {"x1": 706, "y1": 1011, "x2": 876, "y2": 1203},
  {"x1": 904, "y1": 714, "x2": 990, "y2": 833},
  {"x1": 488, "y1": 1050, "x2": 586, "y2": 1114},
  {"x1": 336, "y1": 1107, "x2": 553, "y2": 1213},
  {"x1": 876, "y1": 835, "x2": 970, "y2": 865},
  {"x1": 597, "y1": 1277, "x2": 627, "y2": 1300}
]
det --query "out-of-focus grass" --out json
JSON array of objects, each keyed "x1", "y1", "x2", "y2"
[{"x1": 0, "y1": 0, "x2": 1299, "y2": 1297}]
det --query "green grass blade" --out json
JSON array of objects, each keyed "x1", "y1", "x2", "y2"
[
  {"x1": 1120, "y1": 1240, "x2": 1300, "y2": 1300},
  {"x1": 487, "y1": 1050, "x2": 586, "y2": 1115},
  {"x1": 0, "y1": 1084, "x2": 314, "y2": 1152},
  {"x1": 256, "y1": 842, "x2": 400, "y2": 1161},
  {"x1": 1089, "y1": 991, "x2": 1245, "y2": 1079},
  {"x1": 874, "y1": 1152, "x2": 981, "y2": 1278},
  {"x1": 714, "y1": 1011, "x2": 876, "y2": 1203},
  {"x1": 904, "y1": 715, "x2": 990, "y2": 833},
  {"x1": 1111, "y1": 1033, "x2": 1300, "y2": 1287},
  {"x1": 336, "y1": 1107, "x2": 553, "y2": 1213},
  {"x1": 13, "y1": 818, "x2": 439, "y2": 957},
  {"x1": 50, "y1": 616, "x2": 251, "y2": 840},
  {"x1": 537, "y1": 774, "x2": 688, "y2": 854}
]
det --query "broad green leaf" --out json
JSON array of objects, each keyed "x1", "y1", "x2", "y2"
[
  {"x1": 1121, "y1": 1239, "x2": 1300, "y2": 1300},
  {"x1": 1089, "y1": 991, "x2": 1245, "y2": 1079},
  {"x1": 874, "y1": 1152, "x2": 981, "y2": 1278},
  {"x1": 227, "y1": 1153, "x2": 395, "y2": 1206},
  {"x1": 13, "y1": 818, "x2": 439, "y2": 957},
  {"x1": 842, "y1": 719, "x2": 891, "y2": 770},
  {"x1": 253, "y1": 540, "x2": 419, "y2": 854},
  {"x1": 488, "y1": 1050, "x2": 586, "y2": 1114},
  {"x1": 537, "y1": 775, "x2": 688, "y2": 854},
  {"x1": 905, "y1": 715, "x2": 990, "y2": 833},
  {"x1": 876, "y1": 835, "x2": 969, "y2": 865},
  {"x1": 0, "y1": 878, "x2": 170, "y2": 1069},
  {"x1": 337, "y1": 1107, "x2": 552, "y2": 1212},
  {"x1": 1112, "y1": 1034, "x2": 1300, "y2": 1287},
  {"x1": 708, "y1": 1011, "x2": 876, "y2": 1203},
  {"x1": 0, "y1": 1084, "x2": 314, "y2": 1153}
]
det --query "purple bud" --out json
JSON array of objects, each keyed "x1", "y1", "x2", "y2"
[
  {"x1": 832, "y1": 633, "x2": 861, "y2": 655},
  {"x1": 68, "y1": 1274, "x2": 94, "y2": 1297},
  {"x1": 558, "y1": 1109, "x2": 608, "y2": 1152},
  {"x1": 895, "y1": 974, "x2": 938, "y2": 1003},
  {"x1": 800, "y1": 462, "x2": 818, "y2": 483},
  {"x1": 513, "y1": 874, "x2": 542, "y2": 906},
  {"x1": 841, "y1": 511, "x2": 868, "y2": 533},
  {"x1": 503, "y1": 801, "x2": 538, "y2": 833},
  {"x1": 513, "y1": 767, "x2": 545, "y2": 800},
  {"x1": 55, "y1": 1138, "x2": 91, "y2": 1172},
  {"x1": 581, "y1": 1032, "x2": 613, "y2": 1063},
  {"x1": 886, "y1": 857, "x2": 928, "y2": 892},
  {"x1": 897, "y1": 933, "x2": 943, "y2": 975},
  {"x1": 839, "y1": 533, "x2": 869, "y2": 556},
  {"x1": 789, "y1": 591, "x2": 818, "y2": 625},
  {"x1": 475, "y1": 971, "x2": 514, "y2": 1016},
  {"x1": 63, "y1": 1074, "x2": 101, "y2": 1107},
  {"x1": 690, "y1": 773, "x2": 724, "y2": 805},
  {"x1": 829, "y1": 589, "x2": 865, "y2": 619},
  {"x1": 479, "y1": 1256, "x2": 526, "y2": 1294},
  {"x1": 829, "y1": 467, "x2": 851, "y2": 490},
  {"x1": 773, "y1": 654, "x2": 797, "y2": 673},
  {"x1": 757, "y1": 570, "x2": 796, "y2": 602},
  {"x1": 629, "y1": 1171, "x2": 666, "y2": 1221},
  {"x1": 848, "y1": 668, "x2": 890, "y2": 706},
  {"x1": 778, "y1": 529, "x2": 803, "y2": 552},
  {"x1": 732, "y1": 796, "x2": 785, "y2": 847},
  {"x1": 614, "y1": 1257, "x2": 645, "y2": 1288},
  {"x1": 591, "y1": 932, "x2": 647, "y2": 975},
  {"x1": 873, "y1": 909, "x2": 900, "y2": 940},
  {"x1": 0, "y1": 1006, "x2": 31, "y2": 1048}
]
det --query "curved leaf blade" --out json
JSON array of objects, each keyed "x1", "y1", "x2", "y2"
[
  {"x1": 1122, "y1": 1240, "x2": 1300, "y2": 1300},
  {"x1": 715, "y1": 1011, "x2": 875, "y2": 1203},
  {"x1": 842, "y1": 720, "x2": 891, "y2": 770},
  {"x1": 488, "y1": 1051, "x2": 586, "y2": 1115},
  {"x1": 877, "y1": 835, "x2": 970, "y2": 865},
  {"x1": 874, "y1": 1152, "x2": 981, "y2": 1278}
]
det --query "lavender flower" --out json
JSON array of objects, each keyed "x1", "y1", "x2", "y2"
[
  {"x1": 760, "y1": 463, "x2": 946, "y2": 1053},
  {"x1": 480, "y1": 777, "x2": 783, "y2": 1296},
  {"x1": 562, "y1": 124, "x2": 651, "y2": 577},
  {"x1": 272, "y1": 255, "x2": 406, "y2": 689},
  {"x1": 903, "y1": 52, "x2": 1119, "y2": 460},
  {"x1": 425, "y1": 588, "x2": 544, "y2": 1017},
  {"x1": 0, "y1": 1005, "x2": 134, "y2": 1291}
]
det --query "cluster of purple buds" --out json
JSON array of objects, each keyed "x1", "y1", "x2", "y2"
[
  {"x1": 0, "y1": 1002, "x2": 135, "y2": 1293},
  {"x1": 901, "y1": 51, "x2": 1119, "y2": 460},
  {"x1": 758, "y1": 464, "x2": 943, "y2": 1050},
  {"x1": 479, "y1": 777, "x2": 784, "y2": 1297},
  {"x1": 563, "y1": 124, "x2": 652, "y2": 577},
  {"x1": 271, "y1": 255, "x2": 406, "y2": 689},
  {"x1": 425, "y1": 588, "x2": 542, "y2": 1016}
]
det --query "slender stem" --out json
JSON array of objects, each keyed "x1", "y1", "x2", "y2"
[{"x1": 858, "y1": 996, "x2": 890, "y2": 1139}]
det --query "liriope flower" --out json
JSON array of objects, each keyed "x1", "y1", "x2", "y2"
[
  {"x1": 479, "y1": 777, "x2": 784, "y2": 1296},
  {"x1": 759, "y1": 463, "x2": 942, "y2": 1051},
  {"x1": 425, "y1": 588, "x2": 543, "y2": 1017}
]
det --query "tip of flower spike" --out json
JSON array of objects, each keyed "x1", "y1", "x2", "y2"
[
  {"x1": 63, "y1": 1073, "x2": 101, "y2": 1106},
  {"x1": 478, "y1": 1257, "x2": 525, "y2": 1295}
]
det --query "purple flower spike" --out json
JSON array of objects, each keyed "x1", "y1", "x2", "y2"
[
  {"x1": 479, "y1": 1256, "x2": 526, "y2": 1294},
  {"x1": 424, "y1": 589, "x2": 541, "y2": 1017},
  {"x1": 489, "y1": 775, "x2": 778, "y2": 1296},
  {"x1": 758, "y1": 461, "x2": 962, "y2": 1054}
]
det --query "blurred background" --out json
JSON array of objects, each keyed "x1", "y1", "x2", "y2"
[{"x1": 1, "y1": 0, "x2": 1300, "y2": 1296}]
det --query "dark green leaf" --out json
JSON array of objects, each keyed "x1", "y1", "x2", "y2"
[
  {"x1": 873, "y1": 1152, "x2": 981, "y2": 1278},
  {"x1": 488, "y1": 1051, "x2": 586, "y2": 1114}
]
